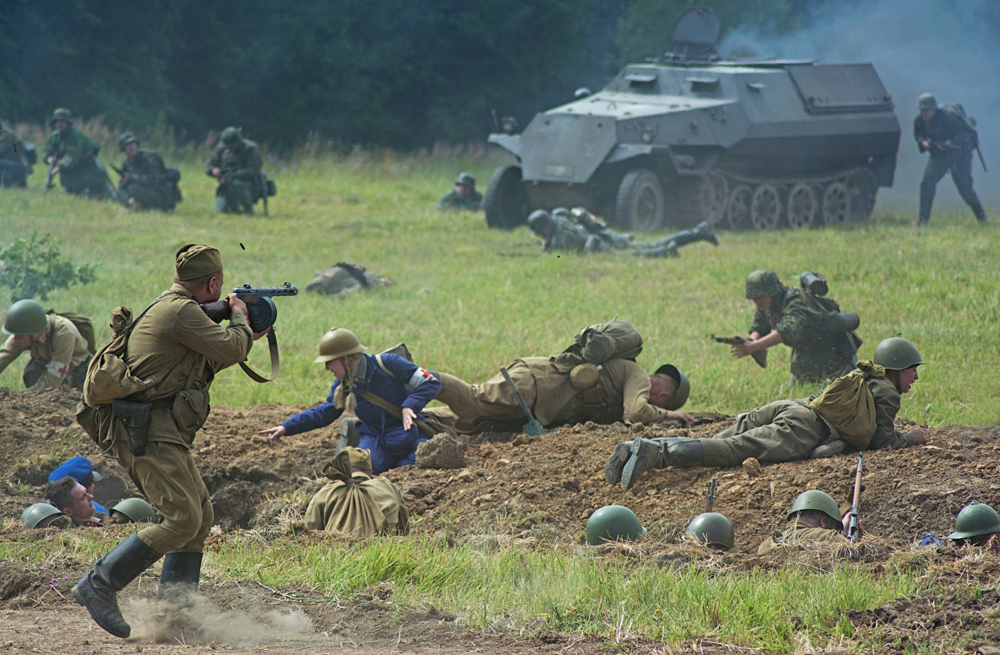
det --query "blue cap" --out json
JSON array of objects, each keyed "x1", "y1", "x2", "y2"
[{"x1": 48, "y1": 457, "x2": 102, "y2": 485}]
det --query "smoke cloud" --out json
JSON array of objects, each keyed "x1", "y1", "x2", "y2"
[{"x1": 721, "y1": 0, "x2": 1000, "y2": 212}]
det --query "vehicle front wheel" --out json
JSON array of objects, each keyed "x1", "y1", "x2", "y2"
[
  {"x1": 483, "y1": 165, "x2": 530, "y2": 230},
  {"x1": 615, "y1": 168, "x2": 665, "y2": 231}
]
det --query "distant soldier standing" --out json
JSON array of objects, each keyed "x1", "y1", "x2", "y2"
[
  {"x1": 914, "y1": 93, "x2": 987, "y2": 224},
  {"x1": 42, "y1": 108, "x2": 116, "y2": 199},
  {"x1": 206, "y1": 127, "x2": 263, "y2": 214},
  {"x1": 0, "y1": 120, "x2": 33, "y2": 187},
  {"x1": 0, "y1": 300, "x2": 93, "y2": 391},
  {"x1": 437, "y1": 173, "x2": 483, "y2": 211},
  {"x1": 116, "y1": 132, "x2": 180, "y2": 211}
]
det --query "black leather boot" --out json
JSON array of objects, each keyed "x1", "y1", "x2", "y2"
[
  {"x1": 604, "y1": 441, "x2": 633, "y2": 485},
  {"x1": 621, "y1": 438, "x2": 704, "y2": 490},
  {"x1": 72, "y1": 534, "x2": 162, "y2": 638},
  {"x1": 158, "y1": 551, "x2": 203, "y2": 600}
]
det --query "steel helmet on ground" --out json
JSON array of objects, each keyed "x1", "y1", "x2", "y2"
[
  {"x1": 745, "y1": 270, "x2": 784, "y2": 299},
  {"x1": 948, "y1": 503, "x2": 1000, "y2": 540},
  {"x1": 654, "y1": 364, "x2": 690, "y2": 410},
  {"x1": 917, "y1": 93, "x2": 938, "y2": 111},
  {"x1": 586, "y1": 505, "x2": 646, "y2": 545},
  {"x1": 111, "y1": 498, "x2": 157, "y2": 523},
  {"x1": 2, "y1": 299, "x2": 49, "y2": 335},
  {"x1": 787, "y1": 490, "x2": 842, "y2": 524},
  {"x1": 873, "y1": 337, "x2": 924, "y2": 371},
  {"x1": 21, "y1": 503, "x2": 63, "y2": 528},
  {"x1": 686, "y1": 512, "x2": 735, "y2": 550},
  {"x1": 314, "y1": 327, "x2": 367, "y2": 364}
]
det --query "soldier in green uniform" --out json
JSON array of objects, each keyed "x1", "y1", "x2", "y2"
[
  {"x1": 304, "y1": 447, "x2": 409, "y2": 537},
  {"x1": 527, "y1": 208, "x2": 717, "y2": 256},
  {"x1": 116, "y1": 132, "x2": 180, "y2": 211},
  {"x1": 914, "y1": 93, "x2": 987, "y2": 224},
  {"x1": 733, "y1": 270, "x2": 860, "y2": 384},
  {"x1": 206, "y1": 127, "x2": 263, "y2": 214},
  {"x1": 607, "y1": 337, "x2": 928, "y2": 491},
  {"x1": 436, "y1": 173, "x2": 483, "y2": 211},
  {"x1": 0, "y1": 300, "x2": 93, "y2": 391},
  {"x1": 0, "y1": 121, "x2": 33, "y2": 187},
  {"x1": 71, "y1": 244, "x2": 267, "y2": 639},
  {"x1": 757, "y1": 491, "x2": 851, "y2": 554},
  {"x1": 42, "y1": 108, "x2": 116, "y2": 199}
]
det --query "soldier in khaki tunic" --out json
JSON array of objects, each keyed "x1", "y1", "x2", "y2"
[
  {"x1": 0, "y1": 299, "x2": 92, "y2": 391},
  {"x1": 608, "y1": 337, "x2": 928, "y2": 490},
  {"x1": 72, "y1": 244, "x2": 265, "y2": 639},
  {"x1": 757, "y1": 491, "x2": 852, "y2": 554},
  {"x1": 432, "y1": 358, "x2": 692, "y2": 432}
]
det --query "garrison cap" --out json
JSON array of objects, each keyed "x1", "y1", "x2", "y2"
[
  {"x1": 745, "y1": 269, "x2": 784, "y2": 299},
  {"x1": 118, "y1": 132, "x2": 139, "y2": 151},
  {"x1": 50, "y1": 108, "x2": 74, "y2": 126},
  {"x1": 48, "y1": 457, "x2": 102, "y2": 486},
  {"x1": 917, "y1": 93, "x2": 937, "y2": 111},
  {"x1": 175, "y1": 244, "x2": 223, "y2": 281}
]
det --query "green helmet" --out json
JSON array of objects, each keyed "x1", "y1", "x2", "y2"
[
  {"x1": 551, "y1": 207, "x2": 571, "y2": 219},
  {"x1": 686, "y1": 512, "x2": 734, "y2": 550},
  {"x1": 586, "y1": 505, "x2": 646, "y2": 545},
  {"x1": 655, "y1": 364, "x2": 690, "y2": 410},
  {"x1": 118, "y1": 132, "x2": 139, "y2": 151},
  {"x1": 456, "y1": 173, "x2": 476, "y2": 188},
  {"x1": 21, "y1": 503, "x2": 64, "y2": 528},
  {"x1": 917, "y1": 93, "x2": 938, "y2": 111},
  {"x1": 314, "y1": 327, "x2": 367, "y2": 364},
  {"x1": 745, "y1": 270, "x2": 784, "y2": 299},
  {"x1": 111, "y1": 498, "x2": 157, "y2": 523},
  {"x1": 2, "y1": 299, "x2": 49, "y2": 336},
  {"x1": 787, "y1": 490, "x2": 841, "y2": 525},
  {"x1": 527, "y1": 209, "x2": 555, "y2": 233},
  {"x1": 873, "y1": 338, "x2": 924, "y2": 371},
  {"x1": 50, "y1": 108, "x2": 74, "y2": 127},
  {"x1": 221, "y1": 127, "x2": 242, "y2": 147},
  {"x1": 948, "y1": 503, "x2": 1000, "y2": 540}
]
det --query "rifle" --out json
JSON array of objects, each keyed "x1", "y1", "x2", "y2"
[
  {"x1": 111, "y1": 163, "x2": 124, "y2": 177},
  {"x1": 975, "y1": 143, "x2": 988, "y2": 172},
  {"x1": 201, "y1": 284, "x2": 298, "y2": 382},
  {"x1": 711, "y1": 334, "x2": 767, "y2": 368},
  {"x1": 847, "y1": 453, "x2": 863, "y2": 543},
  {"x1": 43, "y1": 159, "x2": 56, "y2": 194},
  {"x1": 259, "y1": 170, "x2": 269, "y2": 216},
  {"x1": 706, "y1": 477, "x2": 717, "y2": 513}
]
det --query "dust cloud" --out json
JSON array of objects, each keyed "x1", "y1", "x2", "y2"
[{"x1": 722, "y1": 0, "x2": 1000, "y2": 213}]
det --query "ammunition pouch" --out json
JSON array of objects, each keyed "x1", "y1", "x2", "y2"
[{"x1": 111, "y1": 399, "x2": 153, "y2": 457}]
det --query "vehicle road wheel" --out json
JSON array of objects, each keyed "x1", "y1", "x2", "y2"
[
  {"x1": 750, "y1": 184, "x2": 782, "y2": 231},
  {"x1": 726, "y1": 184, "x2": 753, "y2": 231},
  {"x1": 700, "y1": 172, "x2": 729, "y2": 227},
  {"x1": 822, "y1": 182, "x2": 851, "y2": 225},
  {"x1": 615, "y1": 168, "x2": 665, "y2": 231},
  {"x1": 483, "y1": 165, "x2": 530, "y2": 230},
  {"x1": 786, "y1": 183, "x2": 817, "y2": 229}
]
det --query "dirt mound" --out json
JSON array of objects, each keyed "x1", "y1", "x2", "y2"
[{"x1": 3, "y1": 386, "x2": 1000, "y2": 553}]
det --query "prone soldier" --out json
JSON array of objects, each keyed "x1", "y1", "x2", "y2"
[
  {"x1": 42, "y1": 108, "x2": 116, "y2": 199},
  {"x1": 116, "y1": 132, "x2": 181, "y2": 211},
  {"x1": 527, "y1": 208, "x2": 717, "y2": 256},
  {"x1": 206, "y1": 127, "x2": 264, "y2": 214},
  {"x1": 436, "y1": 173, "x2": 483, "y2": 211},
  {"x1": 0, "y1": 300, "x2": 93, "y2": 392}
]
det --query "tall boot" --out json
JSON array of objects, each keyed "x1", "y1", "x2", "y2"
[
  {"x1": 606, "y1": 437, "x2": 686, "y2": 485},
  {"x1": 72, "y1": 533, "x2": 162, "y2": 638},
  {"x1": 670, "y1": 221, "x2": 719, "y2": 247},
  {"x1": 158, "y1": 551, "x2": 203, "y2": 600},
  {"x1": 621, "y1": 438, "x2": 705, "y2": 491}
]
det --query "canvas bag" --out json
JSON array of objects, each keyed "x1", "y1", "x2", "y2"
[
  {"x1": 564, "y1": 318, "x2": 643, "y2": 365},
  {"x1": 47, "y1": 309, "x2": 97, "y2": 355},
  {"x1": 807, "y1": 360, "x2": 885, "y2": 450}
]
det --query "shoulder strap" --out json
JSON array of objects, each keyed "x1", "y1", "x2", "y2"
[
  {"x1": 374, "y1": 354, "x2": 397, "y2": 380},
  {"x1": 357, "y1": 389, "x2": 435, "y2": 438}
]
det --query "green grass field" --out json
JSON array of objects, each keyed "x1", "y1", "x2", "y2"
[{"x1": 2, "y1": 146, "x2": 996, "y2": 425}]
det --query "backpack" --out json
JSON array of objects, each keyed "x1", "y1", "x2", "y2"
[
  {"x1": 940, "y1": 104, "x2": 979, "y2": 147},
  {"x1": 563, "y1": 318, "x2": 643, "y2": 365},
  {"x1": 47, "y1": 309, "x2": 97, "y2": 355},
  {"x1": 82, "y1": 303, "x2": 161, "y2": 408},
  {"x1": 807, "y1": 360, "x2": 885, "y2": 450}
]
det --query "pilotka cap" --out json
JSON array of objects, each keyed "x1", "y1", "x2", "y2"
[{"x1": 175, "y1": 244, "x2": 223, "y2": 281}]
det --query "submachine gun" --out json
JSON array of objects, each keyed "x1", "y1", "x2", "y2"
[{"x1": 200, "y1": 283, "x2": 298, "y2": 382}]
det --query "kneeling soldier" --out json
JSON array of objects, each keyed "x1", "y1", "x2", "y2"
[{"x1": 0, "y1": 300, "x2": 92, "y2": 391}]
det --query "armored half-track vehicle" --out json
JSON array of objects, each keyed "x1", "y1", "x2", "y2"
[{"x1": 484, "y1": 7, "x2": 901, "y2": 231}]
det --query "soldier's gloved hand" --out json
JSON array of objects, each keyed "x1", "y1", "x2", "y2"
[
  {"x1": 667, "y1": 411, "x2": 694, "y2": 427},
  {"x1": 401, "y1": 407, "x2": 416, "y2": 430},
  {"x1": 260, "y1": 425, "x2": 286, "y2": 446}
]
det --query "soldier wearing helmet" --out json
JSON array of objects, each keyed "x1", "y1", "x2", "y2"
[
  {"x1": 913, "y1": 93, "x2": 986, "y2": 224},
  {"x1": 948, "y1": 503, "x2": 1000, "y2": 548},
  {"x1": 0, "y1": 299, "x2": 93, "y2": 391},
  {"x1": 116, "y1": 132, "x2": 181, "y2": 211},
  {"x1": 206, "y1": 127, "x2": 264, "y2": 214},
  {"x1": 436, "y1": 172, "x2": 483, "y2": 211},
  {"x1": 0, "y1": 119, "x2": 33, "y2": 187},
  {"x1": 757, "y1": 490, "x2": 853, "y2": 554},
  {"x1": 260, "y1": 328, "x2": 442, "y2": 475},
  {"x1": 607, "y1": 337, "x2": 926, "y2": 491},
  {"x1": 686, "y1": 513, "x2": 735, "y2": 551},
  {"x1": 527, "y1": 207, "x2": 717, "y2": 256},
  {"x1": 42, "y1": 108, "x2": 117, "y2": 199},
  {"x1": 734, "y1": 270, "x2": 861, "y2": 385},
  {"x1": 108, "y1": 498, "x2": 158, "y2": 525},
  {"x1": 22, "y1": 503, "x2": 73, "y2": 529}
]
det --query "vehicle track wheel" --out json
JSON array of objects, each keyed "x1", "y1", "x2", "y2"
[
  {"x1": 822, "y1": 182, "x2": 851, "y2": 225},
  {"x1": 726, "y1": 185, "x2": 753, "y2": 231},
  {"x1": 786, "y1": 183, "x2": 817, "y2": 229},
  {"x1": 700, "y1": 172, "x2": 729, "y2": 227},
  {"x1": 483, "y1": 165, "x2": 530, "y2": 230},
  {"x1": 845, "y1": 169, "x2": 877, "y2": 222},
  {"x1": 615, "y1": 168, "x2": 665, "y2": 231},
  {"x1": 750, "y1": 184, "x2": 782, "y2": 231}
]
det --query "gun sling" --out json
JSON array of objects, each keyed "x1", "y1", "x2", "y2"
[{"x1": 238, "y1": 328, "x2": 281, "y2": 383}]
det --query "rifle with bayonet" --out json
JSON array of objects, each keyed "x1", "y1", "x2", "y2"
[
  {"x1": 711, "y1": 334, "x2": 767, "y2": 368},
  {"x1": 847, "y1": 454, "x2": 863, "y2": 543},
  {"x1": 706, "y1": 477, "x2": 717, "y2": 513}
]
